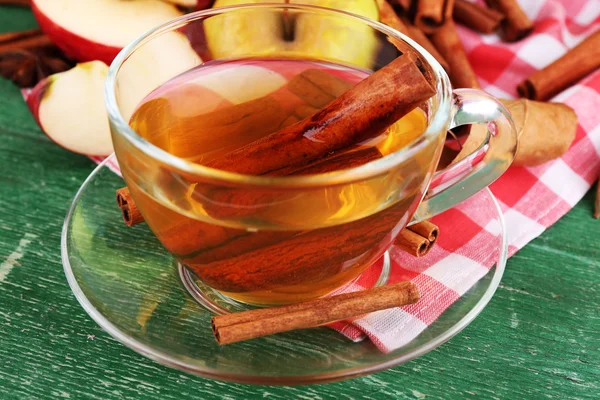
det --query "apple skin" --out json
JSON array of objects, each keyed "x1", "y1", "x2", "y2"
[
  {"x1": 25, "y1": 76, "x2": 52, "y2": 128},
  {"x1": 25, "y1": 75, "x2": 88, "y2": 154},
  {"x1": 197, "y1": 0, "x2": 214, "y2": 9},
  {"x1": 31, "y1": 1, "x2": 120, "y2": 64}
]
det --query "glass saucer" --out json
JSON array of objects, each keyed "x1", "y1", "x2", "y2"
[{"x1": 61, "y1": 156, "x2": 507, "y2": 385}]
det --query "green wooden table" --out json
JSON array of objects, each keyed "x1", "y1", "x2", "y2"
[{"x1": 1, "y1": 7, "x2": 598, "y2": 399}]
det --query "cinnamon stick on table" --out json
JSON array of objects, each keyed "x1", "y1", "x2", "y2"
[
  {"x1": 518, "y1": 30, "x2": 600, "y2": 101},
  {"x1": 414, "y1": 0, "x2": 455, "y2": 34},
  {"x1": 594, "y1": 180, "x2": 599, "y2": 219},
  {"x1": 453, "y1": 0, "x2": 505, "y2": 34},
  {"x1": 0, "y1": 33, "x2": 53, "y2": 53},
  {"x1": 376, "y1": 0, "x2": 450, "y2": 71},
  {"x1": 429, "y1": 20, "x2": 480, "y2": 89},
  {"x1": 0, "y1": 0, "x2": 31, "y2": 6},
  {"x1": 0, "y1": 28, "x2": 41, "y2": 45},
  {"x1": 212, "y1": 281, "x2": 420, "y2": 345},
  {"x1": 484, "y1": 0, "x2": 533, "y2": 41}
]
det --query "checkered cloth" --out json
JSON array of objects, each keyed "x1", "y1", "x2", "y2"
[
  {"x1": 85, "y1": 0, "x2": 600, "y2": 353},
  {"x1": 327, "y1": 0, "x2": 600, "y2": 352}
]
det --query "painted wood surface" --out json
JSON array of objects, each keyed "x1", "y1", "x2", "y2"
[{"x1": 0, "y1": 7, "x2": 598, "y2": 399}]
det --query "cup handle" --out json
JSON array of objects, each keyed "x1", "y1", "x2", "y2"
[{"x1": 411, "y1": 89, "x2": 518, "y2": 223}]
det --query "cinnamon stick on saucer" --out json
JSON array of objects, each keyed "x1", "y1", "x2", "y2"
[
  {"x1": 484, "y1": 0, "x2": 533, "y2": 41},
  {"x1": 453, "y1": 0, "x2": 504, "y2": 34},
  {"x1": 395, "y1": 220, "x2": 440, "y2": 257},
  {"x1": 212, "y1": 281, "x2": 420, "y2": 345},
  {"x1": 116, "y1": 187, "x2": 144, "y2": 227},
  {"x1": 518, "y1": 30, "x2": 600, "y2": 101}
]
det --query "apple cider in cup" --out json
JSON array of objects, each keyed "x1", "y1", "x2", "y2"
[{"x1": 125, "y1": 59, "x2": 437, "y2": 305}]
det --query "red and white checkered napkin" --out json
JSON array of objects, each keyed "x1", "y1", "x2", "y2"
[
  {"x1": 330, "y1": 0, "x2": 600, "y2": 352},
  {"x1": 91, "y1": 0, "x2": 600, "y2": 353}
]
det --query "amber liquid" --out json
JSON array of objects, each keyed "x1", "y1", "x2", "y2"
[{"x1": 127, "y1": 59, "x2": 431, "y2": 305}]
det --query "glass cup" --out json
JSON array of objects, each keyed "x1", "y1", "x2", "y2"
[{"x1": 105, "y1": 4, "x2": 517, "y2": 306}]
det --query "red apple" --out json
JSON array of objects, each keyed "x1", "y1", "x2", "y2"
[
  {"x1": 161, "y1": 0, "x2": 198, "y2": 6},
  {"x1": 197, "y1": 0, "x2": 214, "y2": 9},
  {"x1": 31, "y1": 0, "x2": 183, "y2": 64},
  {"x1": 28, "y1": 61, "x2": 114, "y2": 156}
]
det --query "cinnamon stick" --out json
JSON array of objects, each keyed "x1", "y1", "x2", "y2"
[
  {"x1": 0, "y1": 28, "x2": 41, "y2": 45},
  {"x1": 453, "y1": 0, "x2": 504, "y2": 34},
  {"x1": 484, "y1": 0, "x2": 533, "y2": 41},
  {"x1": 429, "y1": 20, "x2": 480, "y2": 88},
  {"x1": 287, "y1": 68, "x2": 354, "y2": 109},
  {"x1": 388, "y1": 0, "x2": 414, "y2": 13},
  {"x1": 116, "y1": 187, "x2": 144, "y2": 227},
  {"x1": 376, "y1": 0, "x2": 450, "y2": 71},
  {"x1": 0, "y1": 0, "x2": 31, "y2": 6},
  {"x1": 414, "y1": 0, "x2": 455, "y2": 34},
  {"x1": 394, "y1": 228, "x2": 430, "y2": 257},
  {"x1": 211, "y1": 281, "x2": 420, "y2": 345},
  {"x1": 595, "y1": 180, "x2": 599, "y2": 219},
  {"x1": 408, "y1": 220, "x2": 439, "y2": 242},
  {"x1": 0, "y1": 33, "x2": 53, "y2": 54},
  {"x1": 517, "y1": 30, "x2": 600, "y2": 101},
  {"x1": 206, "y1": 52, "x2": 436, "y2": 175},
  {"x1": 190, "y1": 193, "x2": 425, "y2": 293}
]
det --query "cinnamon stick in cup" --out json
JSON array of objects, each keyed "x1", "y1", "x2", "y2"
[
  {"x1": 376, "y1": 0, "x2": 450, "y2": 71},
  {"x1": 429, "y1": 21, "x2": 480, "y2": 89},
  {"x1": 212, "y1": 281, "x2": 420, "y2": 345},
  {"x1": 207, "y1": 52, "x2": 436, "y2": 175},
  {"x1": 517, "y1": 30, "x2": 600, "y2": 101},
  {"x1": 414, "y1": 0, "x2": 455, "y2": 34},
  {"x1": 453, "y1": 0, "x2": 504, "y2": 34},
  {"x1": 484, "y1": 0, "x2": 533, "y2": 41}
]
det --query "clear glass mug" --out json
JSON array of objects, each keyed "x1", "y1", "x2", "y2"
[{"x1": 105, "y1": 4, "x2": 517, "y2": 306}]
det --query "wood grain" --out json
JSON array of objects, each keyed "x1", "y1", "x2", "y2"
[{"x1": 0, "y1": 7, "x2": 599, "y2": 399}]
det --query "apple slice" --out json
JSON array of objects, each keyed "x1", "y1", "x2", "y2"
[
  {"x1": 115, "y1": 31, "x2": 202, "y2": 121},
  {"x1": 31, "y1": 0, "x2": 183, "y2": 64},
  {"x1": 28, "y1": 61, "x2": 113, "y2": 156}
]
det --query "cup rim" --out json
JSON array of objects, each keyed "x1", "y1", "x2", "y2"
[{"x1": 105, "y1": 3, "x2": 452, "y2": 188}]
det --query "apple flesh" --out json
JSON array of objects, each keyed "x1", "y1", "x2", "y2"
[
  {"x1": 31, "y1": 0, "x2": 183, "y2": 64},
  {"x1": 28, "y1": 61, "x2": 114, "y2": 157},
  {"x1": 205, "y1": 0, "x2": 380, "y2": 68}
]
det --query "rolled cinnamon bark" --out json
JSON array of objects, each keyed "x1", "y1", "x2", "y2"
[
  {"x1": 408, "y1": 220, "x2": 439, "y2": 242},
  {"x1": 414, "y1": 0, "x2": 455, "y2": 34},
  {"x1": 453, "y1": 0, "x2": 504, "y2": 34},
  {"x1": 207, "y1": 52, "x2": 436, "y2": 175},
  {"x1": 376, "y1": 0, "x2": 450, "y2": 71},
  {"x1": 395, "y1": 228, "x2": 430, "y2": 257},
  {"x1": 192, "y1": 197, "x2": 417, "y2": 293},
  {"x1": 595, "y1": 182, "x2": 599, "y2": 219},
  {"x1": 429, "y1": 21, "x2": 480, "y2": 89},
  {"x1": 484, "y1": 0, "x2": 533, "y2": 41},
  {"x1": 517, "y1": 30, "x2": 600, "y2": 101},
  {"x1": 116, "y1": 188, "x2": 144, "y2": 227},
  {"x1": 212, "y1": 281, "x2": 420, "y2": 345}
]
